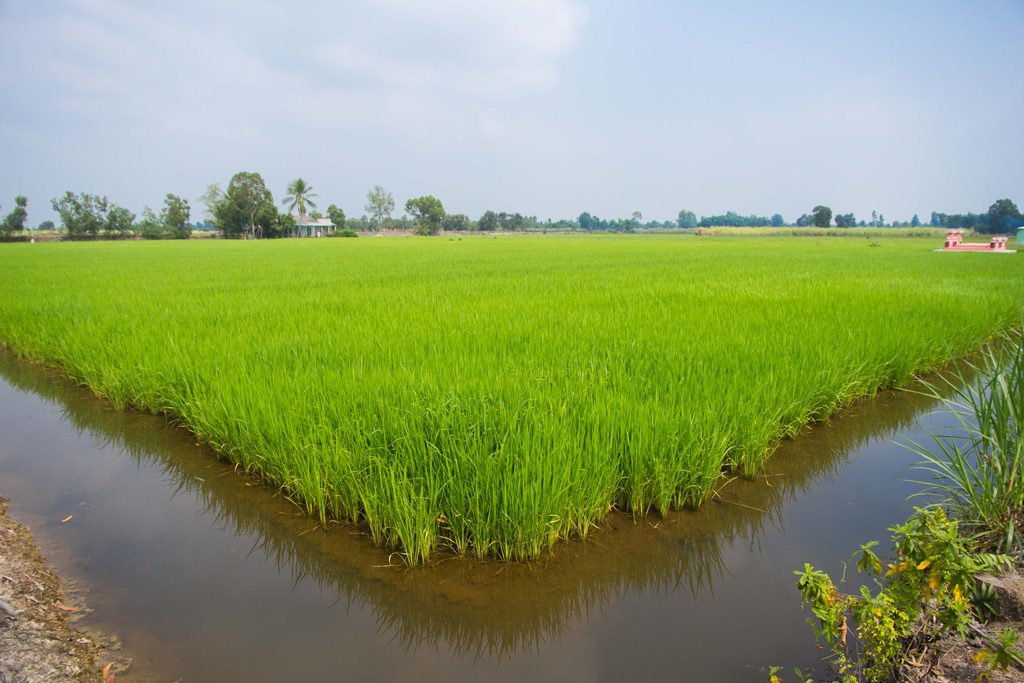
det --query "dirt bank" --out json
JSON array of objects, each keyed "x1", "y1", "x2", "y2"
[
  {"x1": 900, "y1": 572, "x2": 1024, "y2": 683},
  {"x1": 902, "y1": 622, "x2": 1024, "y2": 682},
  {"x1": 0, "y1": 499, "x2": 128, "y2": 682}
]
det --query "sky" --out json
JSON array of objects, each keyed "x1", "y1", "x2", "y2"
[{"x1": 1, "y1": 0, "x2": 1022, "y2": 226}]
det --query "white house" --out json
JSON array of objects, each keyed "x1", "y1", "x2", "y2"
[{"x1": 289, "y1": 214, "x2": 336, "y2": 238}]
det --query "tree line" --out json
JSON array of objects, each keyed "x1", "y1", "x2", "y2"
[
  {"x1": 2, "y1": 177, "x2": 1021, "y2": 240},
  {"x1": 930, "y1": 199, "x2": 1024, "y2": 233},
  {"x1": 198, "y1": 174, "x2": 545, "y2": 237},
  {"x1": 683, "y1": 199, "x2": 1019, "y2": 233}
]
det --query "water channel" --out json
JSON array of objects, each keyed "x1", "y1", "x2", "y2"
[{"x1": 0, "y1": 353, "x2": 963, "y2": 681}]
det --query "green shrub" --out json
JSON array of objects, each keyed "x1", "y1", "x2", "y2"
[
  {"x1": 795, "y1": 508, "x2": 1012, "y2": 681},
  {"x1": 327, "y1": 228, "x2": 359, "y2": 238}
]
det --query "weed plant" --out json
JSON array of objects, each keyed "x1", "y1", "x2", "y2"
[{"x1": 795, "y1": 508, "x2": 1014, "y2": 682}]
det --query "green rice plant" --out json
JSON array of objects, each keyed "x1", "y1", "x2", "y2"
[
  {"x1": 908, "y1": 328, "x2": 1024, "y2": 556},
  {"x1": 0, "y1": 236, "x2": 1020, "y2": 562}
]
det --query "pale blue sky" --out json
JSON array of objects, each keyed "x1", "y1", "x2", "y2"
[{"x1": 1, "y1": 0, "x2": 1021, "y2": 225}]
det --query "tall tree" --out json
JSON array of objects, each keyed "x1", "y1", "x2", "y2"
[
  {"x1": 326, "y1": 204, "x2": 346, "y2": 230},
  {"x1": 478, "y1": 210, "x2": 499, "y2": 232},
  {"x1": 770, "y1": 213, "x2": 785, "y2": 227},
  {"x1": 283, "y1": 178, "x2": 318, "y2": 217},
  {"x1": 163, "y1": 194, "x2": 192, "y2": 238},
  {"x1": 811, "y1": 205, "x2": 833, "y2": 228},
  {"x1": 0, "y1": 195, "x2": 28, "y2": 237},
  {"x1": 987, "y1": 198, "x2": 1022, "y2": 234},
  {"x1": 677, "y1": 210, "x2": 697, "y2": 228},
  {"x1": 834, "y1": 212, "x2": 856, "y2": 227},
  {"x1": 106, "y1": 205, "x2": 135, "y2": 237},
  {"x1": 52, "y1": 192, "x2": 103, "y2": 238},
  {"x1": 405, "y1": 195, "x2": 445, "y2": 235},
  {"x1": 365, "y1": 185, "x2": 394, "y2": 230},
  {"x1": 214, "y1": 172, "x2": 275, "y2": 239}
]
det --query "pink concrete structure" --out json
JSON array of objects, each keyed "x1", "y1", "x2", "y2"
[{"x1": 941, "y1": 229, "x2": 1011, "y2": 252}]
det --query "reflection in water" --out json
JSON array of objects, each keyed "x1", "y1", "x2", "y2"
[
  {"x1": 0, "y1": 351, "x2": 963, "y2": 678},
  {"x1": 0, "y1": 352, "x2": 970, "y2": 683}
]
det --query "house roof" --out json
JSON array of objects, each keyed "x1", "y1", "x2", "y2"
[{"x1": 292, "y1": 214, "x2": 335, "y2": 227}]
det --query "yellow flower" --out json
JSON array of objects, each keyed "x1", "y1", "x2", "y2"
[{"x1": 885, "y1": 560, "x2": 911, "y2": 578}]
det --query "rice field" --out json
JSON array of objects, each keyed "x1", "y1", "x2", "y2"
[{"x1": 0, "y1": 235, "x2": 1020, "y2": 563}]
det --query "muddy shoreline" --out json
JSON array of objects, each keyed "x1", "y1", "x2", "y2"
[{"x1": 0, "y1": 499, "x2": 130, "y2": 683}]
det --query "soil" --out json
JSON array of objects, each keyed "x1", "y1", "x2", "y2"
[
  {"x1": 0, "y1": 499, "x2": 129, "y2": 683},
  {"x1": 902, "y1": 620, "x2": 1024, "y2": 682},
  {"x1": 899, "y1": 572, "x2": 1024, "y2": 683}
]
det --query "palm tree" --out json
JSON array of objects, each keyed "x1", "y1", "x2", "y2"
[{"x1": 283, "y1": 178, "x2": 318, "y2": 219}]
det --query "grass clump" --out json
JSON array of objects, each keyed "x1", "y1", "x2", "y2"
[
  {"x1": 909, "y1": 328, "x2": 1024, "y2": 556},
  {"x1": 0, "y1": 236, "x2": 1021, "y2": 562}
]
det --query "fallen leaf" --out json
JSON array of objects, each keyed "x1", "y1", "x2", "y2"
[{"x1": 55, "y1": 603, "x2": 79, "y2": 613}]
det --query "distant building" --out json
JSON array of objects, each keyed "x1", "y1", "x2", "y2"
[{"x1": 289, "y1": 214, "x2": 336, "y2": 237}]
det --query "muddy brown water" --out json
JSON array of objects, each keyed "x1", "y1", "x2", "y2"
[{"x1": 0, "y1": 353, "x2": 965, "y2": 682}]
